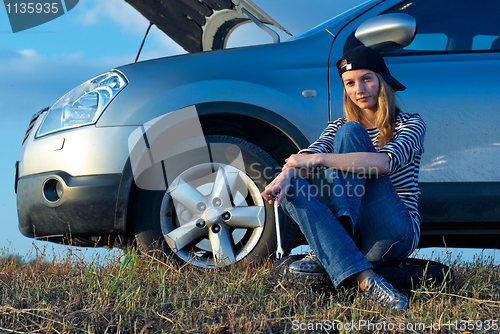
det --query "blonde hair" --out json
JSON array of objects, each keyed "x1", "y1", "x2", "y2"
[{"x1": 342, "y1": 73, "x2": 398, "y2": 148}]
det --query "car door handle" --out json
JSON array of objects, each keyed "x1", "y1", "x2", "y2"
[{"x1": 302, "y1": 90, "x2": 317, "y2": 98}]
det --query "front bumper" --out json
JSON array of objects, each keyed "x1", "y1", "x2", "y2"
[
  {"x1": 16, "y1": 107, "x2": 139, "y2": 244},
  {"x1": 17, "y1": 171, "x2": 123, "y2": 239}
]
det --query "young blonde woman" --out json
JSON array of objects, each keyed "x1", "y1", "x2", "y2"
[{"x1": 262, "y1": 46, "x2": 426, "y2": 311}]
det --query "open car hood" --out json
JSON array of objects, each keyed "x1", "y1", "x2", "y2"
[{"x1": 125, "y1": 0, "x2": 291, "y2": 53}]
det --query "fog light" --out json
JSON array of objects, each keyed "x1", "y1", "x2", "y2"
[{"x1": 42, "y1": 178, "x2": 63, "y2": 203}]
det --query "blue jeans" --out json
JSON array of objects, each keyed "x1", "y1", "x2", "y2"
[{"x1": 281, "y1": 122, "x2": 415, "y2": 287}]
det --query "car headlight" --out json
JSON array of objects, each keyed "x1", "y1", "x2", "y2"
[{"x1": 36, "y1": 71, "x2": 127, "y2": 137}]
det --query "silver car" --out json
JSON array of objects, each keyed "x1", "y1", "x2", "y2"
[{"x1": 16, "y1": 0, "x2": 500, "y2": 267}]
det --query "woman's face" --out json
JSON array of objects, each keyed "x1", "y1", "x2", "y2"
[{"x1": 342, "y1": 69, "x2": 380, "y2": 113}]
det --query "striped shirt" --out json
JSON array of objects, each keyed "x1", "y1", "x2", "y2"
[{"x1": 300, "y1": 112, "x2": 426, "y2": 250}]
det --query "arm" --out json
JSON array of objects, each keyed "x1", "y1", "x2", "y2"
[
  {"x1": 378, "y1": 114, "x2": 426, "y2": 174},
  {"x1": 283, "y1": 152, "x2": 390, "y2": 175},
  {"x1": 262, "y1": 152, "x2": 389, "y2": 206}
]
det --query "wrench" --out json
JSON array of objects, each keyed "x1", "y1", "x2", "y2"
[{"x1": 274, "y1": 194, "x2": 285, "y2": 259}]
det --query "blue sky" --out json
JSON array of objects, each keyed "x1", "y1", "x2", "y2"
[{"x1": 1, "y1": 0, "x2": 498, "y2": 263}]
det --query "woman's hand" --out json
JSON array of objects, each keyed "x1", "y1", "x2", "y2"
[
  {"x1": 283, "y1": 153, "x2": 322, "y2": 171},
  {"x1": 262, "y1": 154, "x2": 325, "y2": 206},
  {"x1": 261, "y1": 167, "x2": 296, "y2": 206}
]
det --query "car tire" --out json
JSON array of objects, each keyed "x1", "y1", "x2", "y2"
[{"x1": 129, "y1": 135, "x2": 297, "y2": 267}]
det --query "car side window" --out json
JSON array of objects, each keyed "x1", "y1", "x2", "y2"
[{"x1": 383, "y1": 0, "x2": 500, "y2": 53}]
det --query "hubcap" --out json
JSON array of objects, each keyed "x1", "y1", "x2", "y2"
[{"x1": 204, "y1": 208, "x2": 220, "y2": 223}]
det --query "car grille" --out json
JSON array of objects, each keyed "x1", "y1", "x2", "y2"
[{"x1": 22, "y1": 107, "x2": 49, "y2": 145}]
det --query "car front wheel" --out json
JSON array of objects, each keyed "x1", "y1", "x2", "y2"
[{"x1": 130, "y1": 135, "x2": 297, "y2": 267}]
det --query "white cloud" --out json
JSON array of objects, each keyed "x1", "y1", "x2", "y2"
[
  {"x1": 76, "y1": 8, "x2": 98, "y2": 26},
  {"x1": 18, "y1": 49, "x2": 38, "y2": 57}
]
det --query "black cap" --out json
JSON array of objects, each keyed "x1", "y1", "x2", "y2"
[{"x1": 337, "y1": 46, "x2": 406, "y2": 92}]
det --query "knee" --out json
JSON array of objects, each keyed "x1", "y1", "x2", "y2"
[
  {"x1": 336, "y1": 121, "x2": 366, "y2": 139},
  {"x1": 334, "y1": 121, "x2": 373, "y2": 153}
]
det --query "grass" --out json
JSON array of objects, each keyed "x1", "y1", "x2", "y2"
[{"x1": 0, "y1": 246, "x2": 499, "y2": 333}]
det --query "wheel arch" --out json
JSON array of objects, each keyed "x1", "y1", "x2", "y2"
[{"x1": 196, "y1": 101, "x2": 311, "y2": 165}]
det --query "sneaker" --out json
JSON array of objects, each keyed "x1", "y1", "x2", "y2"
[
  {"x1": 288, "y1": 252, "x2": 326, "y2": 275},
  {"x1": 363, "y1": 276, "x2": 408, "y2": 311}
]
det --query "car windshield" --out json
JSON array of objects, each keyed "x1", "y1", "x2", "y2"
[{"x1": 291, "y1": 0, "x2": 380, "y2": 41}]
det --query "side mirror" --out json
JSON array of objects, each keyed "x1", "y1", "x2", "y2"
[{"x1": 355, "y1": 14, "x2": 416, "y2": 52}]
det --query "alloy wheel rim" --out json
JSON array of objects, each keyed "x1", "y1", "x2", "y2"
[{"x1": 160, "y1": 163, "x2": 266, "y2": 267}]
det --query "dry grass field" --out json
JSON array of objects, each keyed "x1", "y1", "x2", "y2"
[{"x1": 0, "y1": 245, "x2": 499, "y2": 333}]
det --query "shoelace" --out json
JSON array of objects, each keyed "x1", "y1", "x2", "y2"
[
  {"x1": 366, "y1": 277, "x2": 406, "y2": 304},
  {"x1": 303, "y1": 252, "x2": 319, "y2": 261}
]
